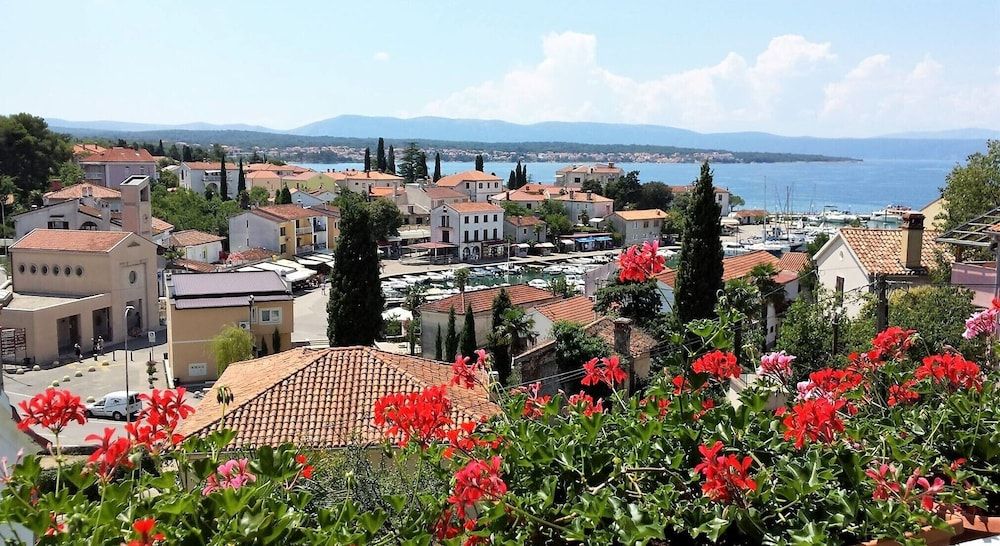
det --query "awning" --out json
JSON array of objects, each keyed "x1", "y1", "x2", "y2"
[
  {"x1": 560, "y1": 239, "x2": 576, "y2": 245},
  {"x1": 576, "y1": 237, "x2": 596, "y2": 243},
  {"x1": 515, "y1": 243, "x2": 530, "y2": 248},
  {"x1": 295, "y1": 257, "x2": 323, "y2": 266},
  {"x1": 536, "y1": 242, "x2": 555, "y2": 248},
  {"x1": 594, "y1": 236, "x2": 612, "y2": 242},
  {"x1": 406, "y1": 242, "x2": 457, "y2": 250}
]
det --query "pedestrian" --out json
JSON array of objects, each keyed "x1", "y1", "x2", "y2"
[
  {"x1": 97, "y1": 336, "x2": 104, "y2": 356},
  {"x1": 74, "y1": 343, "x2": 82, "y2": 362}
]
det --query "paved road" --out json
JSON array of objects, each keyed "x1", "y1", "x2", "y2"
[{"x1": 292, "y1": 286, "x2": 329, "y2": 345}]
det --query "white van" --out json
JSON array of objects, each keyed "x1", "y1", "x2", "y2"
[{"x1": 85, "y1": 391, "x2": 142, "y2": 421}]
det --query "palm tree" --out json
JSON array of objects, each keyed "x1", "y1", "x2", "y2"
[
  {"x1": 454, "y1": 268, "x2": 470, "y2": 293},
  {"x1": 500, "y1": 307, "x2": 537, "y2": 358}
]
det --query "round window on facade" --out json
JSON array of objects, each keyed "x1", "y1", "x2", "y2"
[
  {"x1": 41, "y1": 265, "x2": 48, "y2": 275},
  {"x1": 129, "y1": 270, "x2": 137, "y2": 284},
  {"x1": 52, "y1": 265, "x2": 59, "y2": 276},
  {"x1": 29, "y1": 265, "x2": 36, "y2": 274},
  {"x1": 64, "y1": 266, "x2": 71, "y2": 276},
  {"x1": 75, "y1": 266, "x2": 84, "y2": 277},
  {"x1": 17, "y1": 264, "x2": 24, "y2": 274}
]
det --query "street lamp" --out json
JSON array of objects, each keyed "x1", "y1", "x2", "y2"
[
  {"x1": 123, "y1": 305, "x2": 135, "y2": 422},
  {"x1": 248, "y1": 294, "x2": 255, "y2": 356}
]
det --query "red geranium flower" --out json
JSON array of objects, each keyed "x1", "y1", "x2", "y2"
[
  {"x1": 802, "y1": 368, "x2": 863, "y2": 399},
  {"x1": 374, "y1": 385, "x2": 453, "y2": 447},
  {"x1": 567, "y1": 391, "x2": 604, "y2": 417},
  {"x1": 869, "y1": 327, "x2": 915, "y2": 361},
  {"x1": 780, "y1": 397, "x2": 848, "y2": 449},
  {"x1": 510, "y1": 382, "x2": 550, "y2": 419},
  {"x1": 887, "y1": 379, "x2": 920, "y2": 407},
  {"x1": 294, "y1": 453, "x2": 314, "y2": 479},
  {"x1": 448, "y1": 457, "x2": 507, "y2": 530},
  {"x1": 581, "y1": 355, "x2": 628, "y2": 388},
  {"x1": 618, "y1": 241, "x2": 665, "y2": 283},
  {"x1": 16, "y1": 388, "x2": 86, "y2": 435},
  {"x1": 693, "y1": 441, "x2": 757, "y2": 504},
  {"x1": 692, "y1": 351, "x2": 741, "y2": 381},
  {"x1": 915, "y1": 354, "x2": 983, "y2": 391},
  {"x1": 451, "y1": 350, "x2": 490, "y2": 389},
  {"x1": 85, "y1": 427, "x2": 133, "y2": 479},
  {"x1": 128, "y1": 518, "x2": 165, "y2": 546}
]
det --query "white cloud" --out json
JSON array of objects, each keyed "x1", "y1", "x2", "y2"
[
  {"x1": 373, "y1": 51, "x2": 390, "y2": 62},
  {"x1": 420, "y1": 32, "x2": 999, "y2": 135}
]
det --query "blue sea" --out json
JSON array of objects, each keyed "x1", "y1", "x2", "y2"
[{"x1": 299, "y1": 159, "x2": 960, "y2": 214}]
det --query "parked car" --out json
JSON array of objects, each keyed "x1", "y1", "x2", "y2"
[{"x1": 85, "y1": 391, "x2": 142, "y2": 421}]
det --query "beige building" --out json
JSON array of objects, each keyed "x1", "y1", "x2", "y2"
[
  {"x1": 435, "y1": 170, "x2": 505, "y2": 202},
  {"x1": 607, "y1": 209, "x2": 667, "y2": 246},
  {"x1": 166, "y1": 271, "x2": 294, "y2": 383},
  {"x1": 229, "y1": 204, "x2": 340, "y2": 259},
  {"x1": 1, "y1": 230, "x2": 159, "y2": 365},
  {"x1": 555, "y1": 163, "x2": 624, "y2": 186}
]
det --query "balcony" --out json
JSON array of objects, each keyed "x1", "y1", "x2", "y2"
[
  {"x1": 312, "y1": 221, "x2": 327, "y2": 232},
  {"x1": 297, "y1": 244, "x2": 314, "y2": 254},
  {"x1": 296, "y1": 226, "x2": 311, "y2": 235}
]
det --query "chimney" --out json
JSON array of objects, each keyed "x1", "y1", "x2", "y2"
[
  {"x1": 83, "y1": 185, "x2": 92, "y2": 198},
  {"x1": 900, "y1": 212, "x2": 925, "y2": 270},
  {"x1": 613, "y1": 318, "x2": 635, "y2": 394},
  {"x1": 100, "y1": 200, "x2": 112, "y2": 227},
  {"x1": 587, "y1": 191, "x2": 593, "y2": 201}
]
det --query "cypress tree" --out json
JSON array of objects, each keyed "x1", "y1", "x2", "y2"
[
  {"x1": 236, "y1": 157, "x2": 246, "y2": 196},
  {"x1": 513, "y1": 162, "x2": 523, "y2": 190},
  {"x1": 376, "y1": 138, "x2": 387, "y2": 172},
  {"x1": 508, "y1": 170, "x2": 516, "y2": 189},
  {"x1": 182, "y1": 145, "x2": 193, "y2": 162},
  {"x1": 435, "y1": 324, "x2": 443, "y2": 361},
  {"x1": 490, "y1": 289, "x2": 514, "y2": 384},
  {"x1": 364, "y1": 147, "x2": 371, "y2": 172},
  {"x1": 238, "y1": 190, "x2": 250, "y2": 210},
  {"x1": 491, "y1": 288, "x2": 512, "y2": 328},
  {"x1": 278, "y1": 185, "x2": 292, "y2": 205},
  {"x1": 387, "y1": 145, "x2": 396, "y2": 174},
  {"x1": 520, "y1": 164, "x2": 528, "y2": 186},
  {"x1": 474, "y1": 154, "x2": 484, "y2": 172},
  {"x1": 327, "y1": 195, "x2": 384, "y2": 346},
  {"x1": 156, "y1": 139, "x2": 165, "y2": 156},
  {"x1": 433, "y1": 152, "x2": 442, "y2": 182},
  {"x1": 219, "y1": 152, "x2": 229, "y2": 200},
  {"x1": 445, "y1": 307, "x2": 459, "y2": 361},
  {"x1": 418, "y1": 152, "x2": 429, "y2": 179},
  {"x1": 675, "y1": 161, "x2": 724, "y2": 324},
  {"x1": 459, "y1": 303, "x2": 477, "y2": 357}
]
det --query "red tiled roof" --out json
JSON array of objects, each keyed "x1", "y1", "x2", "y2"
[
  {"x1": 505, "y1": 215, "x2": 545, "y2": 227},
  {"x1": 838, "y1": 228, "x2": 950, "y2": 275},
  {"x1": 518, "y1": 317, "x2": 657, "y2": 360},
  {"x1": 152, "y1": 217, "x2": 174, "y2": 234},
  {"x1": 177, "y1": 347, "x2": 498, "y2": 449},
  {"x1": 777, "y1": 251, "x2": 809, "y2": 273},
  {"x1": 226, "y1": 247, "x2": 276, "y2": 264},
  {"x1": 435, "y1": 170, "x2": 503, "y2": 187},
  {"x1": 253, "y1": 204, "x2": 321, "y2": 221},
  {"x1": 369, "y1": 187, "x2": 402, "y2": 198},
  {"x1": 655, "y1": 250, "x2": 781, "y2": 288},
  {"x1": 169, "y1": 229, "x2": 225, "y2": 247},
  {"x1": 72, "y1": 143, "x2": 106, "y2": 156},
  {"x1": 246, "y1": 163, "x2": 309, "y2": 173},
  {"x1": 424, "y1": 187, "x2": 467, "y2": 200},
  {"x1": 534, "y1": 295, "x2": 597, "y2": 324},
  {"x1": 182, "y1": 161, "x2": 240, "y2": 170},
  {"x1": 734, "y1": 209, "x2": 768, "y2": 218},
  {"x1": 612, "y1": 209, "x2": 667, "y2": 221},
  {"x1": 79, "y1": 147, "x2": 155, "y2": 163},
  {"x1": 421, "y1": 284, "x2": 558, "y2": 314},
  {"x1": 492, "y1": 189, "x2": 549, "y2": 202},
  {"x1": 343, "y1": 170, "x2": 404, "y2": 181},
  {"x1": 44, "y1": 183, "x2": 121, "y2": 201},
  {"x1": 552, "y1": 191, "x2": 613, "y2": 203},
  {"x1": 446, "y1": 202, "x2": 503, "y2": 214},
  {"x1": 669, "y1": 185, "x2": 730, "y2": 195},
  {"x1": 78, "y1": 204, "x2": 103, "y2": 218},
  {"x1": 247, "y1": 171, "x2": 280, "y2": 179},
  {"x1": 168, "y1": 258, "x2": 220, "y2": 273},
  {"x1": 11, "y1": 229, "x2": 132, "y2": 252}
]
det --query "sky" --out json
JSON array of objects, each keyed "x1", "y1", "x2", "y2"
[{"x1": 1, "y1": 0, "x2": 998, "y2": 137}]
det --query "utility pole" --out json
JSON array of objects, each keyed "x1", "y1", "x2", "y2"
[
  {"x1": 875, "y1": 274, "x2": 888, "y2": 332},
  {"x1": 832, "y1": 276, "x2": 844, "y2": 355}
]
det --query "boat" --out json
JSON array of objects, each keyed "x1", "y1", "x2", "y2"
[
  {"x1": 400, "y1": 275, "x2": 426, "y2": 285},
  {"x1": 868, "y1": 205, "x2": 910, "y2": 227},
  {"x1": 528, "y1": 278, "x2": 549, "y2": 289},
  {"x1": 496, "y1": 263, "x2": 523, "y2": 274},
  {"x1": 746, "y1": 241, "x2": 792, "y2": 253},
  {"x1": 723, "y1": 242, "x2": 750, "y2": 257},
  {"x1": 543, "y1": 265, "x2": 565, "y2": 274},
  {"x1": 562, "y1": 266, "x2": 585, "y2": 275},
  {"x1": 425, "y1": 271, "x2": 447, "y2": 282},
  {"x1": 819, "y1": 206, "x2": 858, "y2": 224}
]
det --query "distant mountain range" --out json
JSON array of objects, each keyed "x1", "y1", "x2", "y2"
[{"x1": 45, "y1": 115, "x2": 995, "y2": 161}]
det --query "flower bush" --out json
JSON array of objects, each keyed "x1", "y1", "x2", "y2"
[{"x1": 2, "y1": 246, "x2": 999, "y2": 544}]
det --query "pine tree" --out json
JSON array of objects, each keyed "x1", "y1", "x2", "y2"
[
  {"x1": 433, "y1": 152, "x2": 442, "y2": 182},
  {"x1": 236, "y1": 157, "x2": 246, "y2": 196},
  {"x1": 364, "y1": 147, "x2": 371, "y2": 172},
  {"x1": 277, "y1": 185, "x2": 292, "y2": 204},
  {"x1": 376, "y1": 138, "x2": 387, "y2": 172},
  {"x1": 399, "y1": 143, "x2": 423, "y2": 183},
  {"x1": 460, "y1": 303, "x2": 477, "y2": 358},
  {"x1": 238, "y1": 190, "x2": 250, "y2": 210},
  {"x1": 474, "y1": 154, "x2": 484, "y2": 172},
  {"x1": 182, "y1": 145, "x2": 193, "y2": 162},
  {"x1": 435, "y1": 325, "x2": 443, "y2": 361},
  {"x1": 445, "y1": 307, "x2": 459, "y2": 361},
  {"x1": 418, "y1": 152, "x2": 429, "y2": 179},
  {"x1": 327, "y1": 195, "x2": 384, "y2": 346},
  {"x1": 387, "y1": 145, "x2": 396, "y2": 174},
  {"x1": 675, "y1": 161, "x2": 724, "y2": 324},
  {"x1": 508, "y1": 170, "x2": 516, "y2": 189}
]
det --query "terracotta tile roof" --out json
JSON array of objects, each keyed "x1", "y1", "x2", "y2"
[
  {"x1": 587, "y1": 317, "x2": 658, "y2": 357},
  {"x1": 169, "y1": 229, "x2": 225, "y2": 247},
  {"x1": 777, "y1": 251, "x2": 809, "y2": 273},
  {"x1": 79, "y1": 147, "x2": 155, "y2": 163},
  {"x1": 612, "y1": 209, "x2": 667, "y2": 221},
  {"x1": 669, "y1": 185, "x2": 730, "y2": 195},
  {"x1": 168, "y1": 258, "x2": 220, "y2": 273},
  {"x1": 182, "y1": 161, "x2": 240, "y2": 170},
  {"x1": 282, "y1": 171, "x2": 322, "y2": 182},
  {"x1": 552, "y1": 191, "x2": 613, "y2": 203},
  {"x1": 838, "y1": 227, "x2": 950, "y2": 275},
  {"x1": 11, "y1": 229, "x2": 131, "y2": 252},
  {"x1": 505, "y1": 215, "x2": 545, "y2": 227},
  {"x1": 151, "y1": 217, "x2": 174, "y2": 234},
  {"x1": 320, "y1": 171, "x2": 348, "y2": 181},
  {"x1": 253, "y1": 204, "x2": 321, "y2": 221},
  {"x1": 369, "y1": 187, "x2": 403, "y2": 198},
  {"x1": 424, "y1": 186, "x2": 467, "y2": 200},
  {"x1": 44, "y1": 183, "x2": 121, "y2": 201},
  {"x1": 655, "y1": 250, "x2": 781, "y2": 288},
  {"x1": 78, "y1": 204, "x2": 103, "y2": 218},
  {"x1": 246, "y1": 171, "x2": 280, "y2": 180},
  {"x1": 344, "y1": 170, "x2": 404, "y2": 181},
  {"x1": 247, "y1": 163, "x2": 309, "y2": 173},
  {"x1": 557, "y1": 164, "x2": 623, "y2": 175},
  {"x1": 491, "y1": 189, "x2": 549, "y2": 202},
  {"x1": 72, "y1": 143, "x2": 106, "y2": 156},
  {"x1": 734, "y1": 209, "x2": 768, "y2": 218},
  {"x1": 435, "y1": 170, "x2": 503, "y2": 187},
  {"x1": 177, "y1": 347, "x2": 499, "y2": 449},
  {"x1": 421, "y1": 284, "x2": 558, "y2": 314},
  {"x1": 534, "y1": 295, "x2": 597, "y2": 324},
  {"x1": 446, "y1": 202, "x2": 503, "y2": 214}
]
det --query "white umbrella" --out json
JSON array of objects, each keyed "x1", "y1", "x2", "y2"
[{"x1": 382, "y1": 307, "x2": 413, "y2": 321}]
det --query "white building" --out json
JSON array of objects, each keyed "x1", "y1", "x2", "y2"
[
  {"x1": 168, "y1": 230, "x2": 225, "y2": 263},
  {"x1": 669, "y1": 184, "x2": 733, "y2": 216},
  {"x1": 555, "y1": 163, "x2": 623, "y2": 186},
  {"x1": 431, "y1": 201, "x2": 504, "y2": 262},
  {"x1": 337, "y1": 170, "x2": 405, "y2": 195},
  {"x1": 435, "y1": 170, "x2": 505, "y2": 203},
  {"x1": 607, "y1": 209, "x2": 666, "y2": 246},
  {"x1": 228, "y1": 204, "x2": 340, "y2": 259},
  {"x1": 179, "y1": 161, "x2": 242, "y2": 199},
  {"x1": 553, "y1": 190, "x2": 614, "y2": 223}
]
